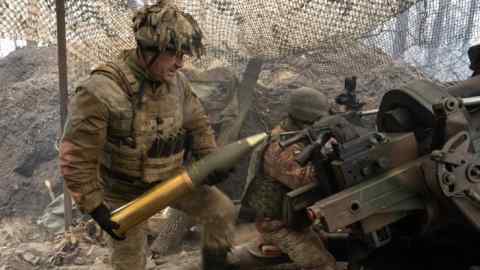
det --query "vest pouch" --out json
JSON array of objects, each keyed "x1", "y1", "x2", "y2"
[
  {"x1": 108, "y1": 110, "x2": 133, "y2": 139},
  {"x1": 142, "y1": 150, "x2": 185, "y2": 183},
  {"x1": 174, "y1": 132, "x2": 186, "y2": 153},
  {"x1": 100, "y1": 165, "x2": 155, "y2": 200},
  {"x1": 147, "y1": 129, "x2": 186, "y2": 158},
  {"x1": 147, "y1": 136, "x2": 166, "y2": 158},
  {"x1": 101, "y1": 142, "x2": 143, "y2": 178}
]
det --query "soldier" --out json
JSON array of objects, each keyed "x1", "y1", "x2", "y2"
[
  {"x1": 59, "y1": 2, "x2": 235, "y2": 270},
  {"x1": 239, "y1": 87, "x2": 361, "y2": 270}
]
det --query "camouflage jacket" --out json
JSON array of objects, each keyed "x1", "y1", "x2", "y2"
[
  {"x1": 59, "y1": 50, "x2": 217, "y2": 213},
  {"x1": 262, "y1": 126, "x2": 316, "y2": 190},
  {"x1": 241, "y1": 124, "x2": 316, "y2": 218},
  {"x1": 241, "y1": 115, "x2": 364, "y2": 218}
]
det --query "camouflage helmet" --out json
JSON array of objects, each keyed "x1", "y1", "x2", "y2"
[
  {"x1": 287, "y1": 87, "x2": 330, "y2": 123},
  {"x1": 132, "y1": 2, "x2": 205, "y2": 58}
]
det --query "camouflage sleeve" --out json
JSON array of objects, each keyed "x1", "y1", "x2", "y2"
[
  {"x1": 263, "y1": 141, "x2": 316, "y2": 190},
  {"x1": 181, "y1": 76, "x2": 217, "y2": 158},
  {"x1": 59, "y1": 87, "x2": 108, "y2": 213}
]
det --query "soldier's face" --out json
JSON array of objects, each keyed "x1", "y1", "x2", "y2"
[{"x1": 148, "y1": 50, "x2": 185, "y2": 82}]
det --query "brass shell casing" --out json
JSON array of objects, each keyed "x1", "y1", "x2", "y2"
[{"x1": 110, "y1": 170, "x2": 194, "y2": 236}]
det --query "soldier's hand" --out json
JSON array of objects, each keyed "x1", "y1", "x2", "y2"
[
  {"x1": 89, "y1": 203, "x2": 126, "y2": 241},
  {"x1": 204, "y1": 168, "x2": 234, "y2": 186}
]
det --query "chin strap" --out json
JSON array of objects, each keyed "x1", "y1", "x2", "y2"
[{"x1": 137, "y1": 47, "x2": 161, "y2": 77}]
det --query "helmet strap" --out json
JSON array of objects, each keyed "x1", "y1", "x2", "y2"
[
  {"x1": 146, "y1": 51, "x2": 160, "y2": 68},
  {"x1": 137, "y1": 46, "x2": 162, "y2": 79}
]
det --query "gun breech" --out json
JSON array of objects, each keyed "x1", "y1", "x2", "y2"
[{"x1": 307, "y1": 156, "x2": 429, "y2": 233}]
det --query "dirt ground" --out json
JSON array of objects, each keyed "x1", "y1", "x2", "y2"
[{"x1": 0, "y1": 46, "x2": 423, "y2": 269}]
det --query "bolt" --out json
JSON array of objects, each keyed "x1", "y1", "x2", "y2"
[
  {"x1": 376, "y1": 158, "x2": 390, "y2": 169},
  {"x1": 444, "y1": 98, "x2": 459, "y2": 112},
  {"x1": 374, "y1": 133, "x2": 387, "y2": 143},
  {"x1": 362, "y1": 166, "x2": 372, "y2": 176},
  {"x1": 442, "y1": 173, "x2": 456, "y2": 185},
  {"x1": 350, "y1": 201, "x2": 361, "y2": 214},
  {"x1": 431, "y1": 150, "x2": 444, "y2": 161},
  {"x1": 467, "y1": 164, "x2": 480, "y2": 183}
]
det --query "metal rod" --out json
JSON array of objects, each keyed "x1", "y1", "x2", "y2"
[
  {"x1": 358, "y1": 96, "x2": 480, "y2": 117},
  {"x1": 463, "y1": 96, "x2": 480, "y2": 107},
  {"x1": 55, "y1": 0, "x2": 72, "y2": 233},
  {"x1": 44, "y1": 179, "x2": 56, "y2": 202},
  {"x1": 359, "y1": 109, "x2": 379, "y2": 116}
]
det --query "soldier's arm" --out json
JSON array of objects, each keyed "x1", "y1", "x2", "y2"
[
  {"x1": 263, "y1": 142, "x2": 316, "y2": 190},
  {"x1": 59, "y1": 88, "x2": 108, "y2": 213},
  {"x1": 181, "y1": 76, "x2": 217, "y2": 158}
]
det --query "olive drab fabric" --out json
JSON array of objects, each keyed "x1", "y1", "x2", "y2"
[
  {"x1": 241, "y1": 142, "x2": 289, "y2": 219},
  {"x1": 132, "y1": 2, "x2": 205, "y2": 58},
  {"x1": 241, "y1": 127, "x2": 278, "y2": 218},
  {"x1": 287, "y1": 87, "x2": 330, "y2": 123},
  {"x1": 241, "y1": 123, "x2": 336, "y2": 269},
  {"x1": 59, "y1": 49, "x2": 217, "y2": 213},
  {"x1": 242, "y1": 124, "x2": 317, "y2": 219},
  {"x1": 241, "y1": 116, "x2": 316, "y2": 211}
]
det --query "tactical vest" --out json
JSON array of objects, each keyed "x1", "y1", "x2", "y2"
[{"x1": 86, "y1": 59, "x2": 188, "y2": 195}]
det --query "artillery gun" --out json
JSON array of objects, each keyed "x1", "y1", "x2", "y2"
[{"x1": 282, "y1": 79, "x2": 480, "y2": 270}]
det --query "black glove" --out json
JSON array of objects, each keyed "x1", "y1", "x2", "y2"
[
  {"x1": 204, "y1": 168, "x2": 234, "y2": 186},
  {"x1": 90, "y1": 203, "x2": 125, "y2": 241}
]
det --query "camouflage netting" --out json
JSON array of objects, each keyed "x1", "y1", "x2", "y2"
[
  {"x1": 1, "y1": 0, "x2": 480, "y2": 257},
  {"x1": 1, "y1": 0, "x2": 480, "y2": 82}
]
